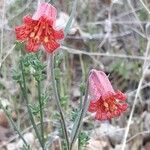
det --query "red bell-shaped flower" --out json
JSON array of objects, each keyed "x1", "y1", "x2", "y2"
[
  {"x1": 88, "y1": 69, "x2": 128, "y2": 120},
  {"x1": 15, "y1": 3, "x2": 64, "y2": 53}
]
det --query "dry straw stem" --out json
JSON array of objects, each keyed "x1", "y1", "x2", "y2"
[
  {"x1": 6, "y1": 0, "x2": 33, "y2": 23},
  {"x1": 127, "y1": 0, "x2": 144, "y2": 32},
  {"x1": 0, "y1": 0, "x2": 6, "y2": 63},
  {"x1": 139, "y1": 0, "x2": 150, "y2": 15},
  {"x1": 61, "y1": 46, "x2": 150, "y2": 61},
  {"x1": 0, "y1": 44, "x2": 16, "y2": 68},
  {"x1": 121, "y1": 39, "x2": 150, "y2": 150}
]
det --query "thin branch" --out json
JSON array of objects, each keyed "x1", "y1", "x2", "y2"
[
  {"x1": 121, "y1": 40, "x2": 150, "y2": 150},
  {"x1": 61, "y1": 46, "x2": 150, "y2": 60}
]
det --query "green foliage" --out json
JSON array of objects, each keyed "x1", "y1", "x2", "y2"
[
  {"x1": 30, "y1": 93, "x2": 49, "y2": 116},
  {"x1": 12, "y1": 69, "x2": 22, "y2": 83},
  {"x1": 15, "y1": 41, "x2": 24, "y2": 52},
  {"x1": 55, "y1": 52, "x2": 64, "y2": 67},
  {"x1": 138, "y1": 8, "x2": 148, "y2": 21},
  {"x1": 109, "y1": 59, "x2": 141, "y2": 80},
  {"x1": 22, "y1": 53, "x2": 46, "y2": 82},
  {"x1": 78, "y1": 131, "x2": 90, "y2": 148},
  {"x1": 21, "y1": 144, "x2": 30, "y2": 150},
  {"x1": 54, "y1": 68, "x2": 62, "y2": 80},
  {"x1": 80, "y1": 82, "x2": 86, "y2": 94},
  {"x1": 60, "y1": 95, "x2": 69, "y2": 107},
  {"x1": 71, "y1": 108, "x2": 79, "y2": 121},
  {"x1": 13, "y1": 52, "x2": 46, "y2": 83}
]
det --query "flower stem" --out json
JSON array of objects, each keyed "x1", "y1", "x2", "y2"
[
  {"x1": 37, "y1": 80, "x2": 44, "y2": 145},
  {"x1": 70, "y1": 77, "x2": 89, "y2": 150},
  {"x1": 78, "y1": 92, "x2": 84, "y2": 150},
  {"x1": 50, "y1": 53, "x2": 70, "y2": 150},
  {"x1": 0, "y1": 101, "x2": 29, "y2": 149},
  {"x1": 20, "y1": 60, "x2": 44, "y2": 150}
]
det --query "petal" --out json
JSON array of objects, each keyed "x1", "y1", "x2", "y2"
[
  {"x1": 15, "y1": 25, "x2": 28, "y2": 41},
  {"x1": 23, "y1": 15, "x2": 35, "y2": 25},
  {"x1": 89, "y1": 73, "x2": 101, "y2": 99},
  {"x1": 101, "y1": 91, "x2": 114, "y2": 101},
  {"x1": 114, "y1": 90, "x2": 127, "y2": 101},
  {"x1": 95, "y1": 110, "x2": 107, "y2": 120},
  {"x1": 54, "y1": 29, "x2": 64, "y2": 39},
  {"x1": 118, "y1": 103, "x2": 128, "y2": 111},
  {"x1": 106, "y1": 112, "x2": 112, "y2": 119},
  {"x1": 89, "y1": 69, "x2": 115, "y2": 99},
  {"x1": 26, "y1": 39, "x2": 40, "y2": 52},
  {"x1": 43, "y1": 40, "x2": 60, "y2": 53},
  {"x1": 88, "y1": 100, "x2": 99, "y2": 112},
  {"x1": 95, "y1": 110, "x2": 102, "y2": 120},
  {"x1": 32, "y1": 3, "x2": 57, "y2": 21},
  {"x1": 112, "y1": 110, "x2": 121, "y2": 117}
]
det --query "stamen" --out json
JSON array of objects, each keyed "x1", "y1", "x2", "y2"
[
  {"x1": 35, "y1": 36, "x2": 40, "y2": 41},
  {"x1": 34, "y1": 26, "x2": 38, "y2": 31},
  {"x1": 44, "y1": 36, "x2": 49, "y2": 43},
  {"x1": 30, "y1": 32, "x2": 35, "y2": 38},
  {"x1": 103, "y1": 102, "x2": 109, "y2": 108},
  {"x1": 110, "y1": 105, "x2": 116, "y2": 112}
]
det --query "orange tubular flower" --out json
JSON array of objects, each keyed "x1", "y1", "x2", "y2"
[
  {"x1": 88, "y1": 69, "x2": 128, "y2": 121},
  {"x1": 15, "y1": 3, "x2": 64, "y2": 53}
]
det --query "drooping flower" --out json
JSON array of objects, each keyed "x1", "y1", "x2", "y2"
[
  {"x1": 15, "y1": 3, "x2": 64, "y2": 53},
  {"x1": 88, "y1": 69, "x2": 128, "y2": 120}
]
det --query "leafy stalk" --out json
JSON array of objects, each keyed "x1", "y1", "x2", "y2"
[
  {"x1": 70, "y1": 77, "x2": 89, "y2": 150},
  {"x1": 20, "y1": 60, "x2": 44, "y2": 149},
  {"x1": 50, "y1": 53, "x2": 70, "y2": 150},
  {"x1": 0, "y1": 101, "x2": 29, "y2": 150},
  {"x1": 37, "y1": 80, "x2": 44, "y2": 145}
]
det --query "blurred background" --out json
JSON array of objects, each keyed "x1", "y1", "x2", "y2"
[{"x1": 0, "y1": 0, "x2": 150, "y2": 149}]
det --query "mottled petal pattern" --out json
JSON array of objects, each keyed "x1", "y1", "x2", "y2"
[
  {"x1": 26, "y1": 39, "x2": 40, "y2": 52},
  {"x1": 32, "y1": 3, "x2": 57, "y2": 21},
  {"x1": 89, "y1": 69, "x2": 114, "y2": 99},
  {"x1": 43, "y1": 40, "x2": 60, "y2": 53}
]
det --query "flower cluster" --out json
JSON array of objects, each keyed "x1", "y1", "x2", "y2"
[
  {"x1": 88, "y1": 69, "x2": 128, "y2": 120},
  {"x1": 15, "y1": 2, "x2": 128, "y2": 121},
  {"x1": 15, "y1": 3, "x2": 64, "y2": 53}
]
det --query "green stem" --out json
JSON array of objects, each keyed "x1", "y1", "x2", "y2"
[
  {"x1": 0, "y1": 102, "x2": 29, "y2": 149},
  {"x1": 50, "y1": 53, "x2": 70, "y2": 150},
  {"x1": 37, "y1": 80, "x2": 44, "y2": 145},
  {"x1": 20, "y1": 60, "x2": 44, "y2": 149},
  {"x1": 70, "y1": 77, "x2": 89, "y2": 150},
  {"x1": 78, "y1": 134, "x2": 81, "y2": 150},
  {"x1": 78, "y1": 92, "x2": 83, "y2": 150}
]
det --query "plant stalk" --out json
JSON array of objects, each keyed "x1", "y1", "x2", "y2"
[
  {"x1": 0, "y1": 102, "x2": 29, "y2": 149},
  {"x1": 20, "y1": 60, "x2": 44, "y2": 149},
  {"x1": 50, "y1": 53, "x2": 70, "y2": 150},
  {"x1": 70, "y1": 77, "x2": 89, "y2": 150},
  {"x1": 37, "y1": 80, "x2": 44, "y2": 145}
]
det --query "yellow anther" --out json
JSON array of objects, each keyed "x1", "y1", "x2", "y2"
[
  {"x1": 30, "y1": 32, "x2": 35, "y2": 38},
  {"x1": 103, "y1": 102, "x2": 109, "y2": 108},
  {"x1": 35, "y1": 36, "x2": 40, "y2": 41},
  {"x1": 44, "y1": 36, "x2": 49, "y2": 43},
  {"x1": 110, "y1": 105, "x2": 116, "y2": 112},
  {"x1": 34, "y1": 26, "x2": 38, "y2": 31}
]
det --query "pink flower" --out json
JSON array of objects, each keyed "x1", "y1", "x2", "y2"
[
  {"x1": 88, "y1": 69, "x2": 128, "y2": 120},
  {"x1": 15, "y1": 3, "x2": 64, "y2": 53}
]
